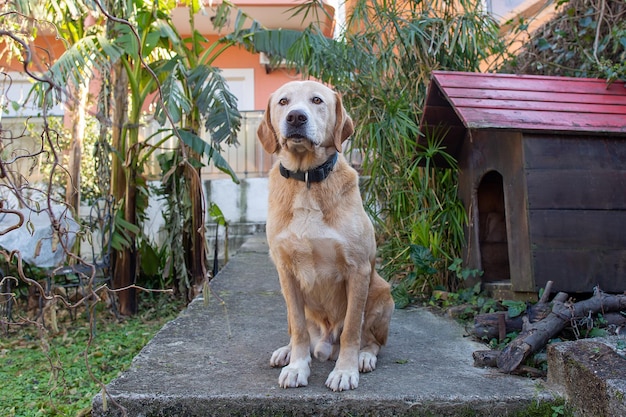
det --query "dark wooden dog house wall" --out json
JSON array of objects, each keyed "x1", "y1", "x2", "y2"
[{"x1": 420, "y1": 71, "x2": 626, "y2": 295}]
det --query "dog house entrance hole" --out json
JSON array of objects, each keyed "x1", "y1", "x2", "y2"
[{"x1": 477, "y1": 171, "x2": 510, "y2": 283}]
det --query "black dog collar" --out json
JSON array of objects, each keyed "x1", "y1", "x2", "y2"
[{"x1": 279, "y1": 153, "x2": 338, "y2": 189}]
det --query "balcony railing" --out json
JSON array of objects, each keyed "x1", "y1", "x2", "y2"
[
  {"x1": 4, "y1": 110, "x2": 362, "y2": 185},
  {"x1": 143, "y1": 110, "x2": 275, "y2": 181},
  {"x1": 201, "y1": 111, "x2": 275, "y2": 180}
]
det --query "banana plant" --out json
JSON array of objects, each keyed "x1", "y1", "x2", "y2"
[
  {"x1": 95, "y1": 0, "x2": 244, "y2": 311},
  {"x1": 140, "y1": 0, "x2": 244, "y2": 302}
]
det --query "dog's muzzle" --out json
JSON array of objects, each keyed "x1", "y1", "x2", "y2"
[{"x1": 284, "y1": 109, "x2": 310, "y2": 141}]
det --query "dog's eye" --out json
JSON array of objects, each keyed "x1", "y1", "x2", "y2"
[
  {"x1": 278, "y1": 98, "x2": 289, "y2": 106},
  {"x1": 312, "y1": 96, "x2": 323, "y2": 104}
]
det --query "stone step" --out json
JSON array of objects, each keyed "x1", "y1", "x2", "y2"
[
  {"x1": 205, "y1": 222, "x2": 266, "y2": 257},
  {"x1": 547, "y1": 337, "x2": 626, "y2": 417},
  {"x1": 92, "y1": 233, "x2": 556, "y2": 417}
]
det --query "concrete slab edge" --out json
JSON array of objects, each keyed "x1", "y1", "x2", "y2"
[{"x1": 92, "y1": 391, "x2": 555, "y2": 417}]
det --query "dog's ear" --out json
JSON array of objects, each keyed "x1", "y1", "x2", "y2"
[
  {"x1": 257, "y1": 99, "x2": 280, "y2": 154},
  {"x1": 333, "y1": 92, "x2": 354, "y2": 153}
]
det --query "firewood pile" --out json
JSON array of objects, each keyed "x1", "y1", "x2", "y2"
[{"x1": 470, "y1": 281, "x2": 626, "y2": 375}]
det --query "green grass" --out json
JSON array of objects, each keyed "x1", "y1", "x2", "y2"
[{"x1": 0, "y1": 295, "x2": 182, "y2": 417}]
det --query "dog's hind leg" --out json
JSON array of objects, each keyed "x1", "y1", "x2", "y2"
[{"x1": 310, "y1": 321, "x2": 339, "y2": 362}]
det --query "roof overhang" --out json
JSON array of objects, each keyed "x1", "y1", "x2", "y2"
[
  {"x1": 420, "y1": 71, "x2": 626, "y2": 168},
  {"x1": 172, "y1": 1, "x2": 336, "y2": 37}
]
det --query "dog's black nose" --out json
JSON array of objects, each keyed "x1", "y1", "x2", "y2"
[{"x1": 286, "y1": 110, "x2": 307, "y2": 127}]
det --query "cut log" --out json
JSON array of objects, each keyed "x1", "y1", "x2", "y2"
[
  {"x1": 537, "y1": 280, "x2": 554, "y2": 304},
  {"x1": 603, "y1": 312, "x2": 626, "y2": 328},
  {"x1": 473, "y1": 313, "x2": 523, "y2": 340},
  {"x1": 471, "y1": 287, "x2": 568, "y2": 341},
  {"x1": 496, "y1": 289, "x2": 626, "y2": 373},
  {"x1": 473, "y1": 350, "x2": 546, "y2": 377},
  {"x1": 473, "y1": 350, "x2": 501, "y2": 367}
]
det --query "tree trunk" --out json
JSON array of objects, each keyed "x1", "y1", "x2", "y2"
[
  {"x1": 109, "y1": 61, "x2": 137, "y2": 315},
  {"x1": 184, "y1": 150, "x2": 207, "y2": 300},
  {"x1": 116, "y1": 165, "x2": 138, "y2": 315},
  {"x1": 110, "y1": 61, "x2": 127, "y2": 203},
  {"x1": 65, "y1": 81, "x2": 89, "y2": 212}
]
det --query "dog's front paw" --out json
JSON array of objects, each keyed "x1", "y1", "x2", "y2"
[
  {"x1": 325, "y1": 368, "x2": 359, "y2": 391},
  {"x1": 278, "y1": 360, "x2": 310, "y2": 388},
  {"x1": 359, "y1": 351, "x2": 377, "y2": 373},
  {"x1": 270, "y1": 345, "x2": 291, "y2": 367}
]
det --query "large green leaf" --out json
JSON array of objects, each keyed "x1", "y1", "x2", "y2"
[
  {"x1": 208, "y1": 202, "x2": 227, "y2": 226},
  {"x1": 408, "y1": 244, "x2": 438, "y2": 277},
  {"x1": 154, "y1": 61, "x2": 192, "y2": 125},
  {"x1": 34, "y1": 34, "x2": 123, "y2": 106},
  {"x1": 177, "y1": 129, "x2": 239, "y2": 184},
  {"x1": 187, "y1": 65, "x2": 241, "y2": 146},
  {"x1": 252, "y1": 28, "x2": 302, "y2": 57},
  {"x1": 114, "y1": 22, "x2": 140, "y2": 57},
  {"x1": 502, "y1": 300, "x2": 527, "y2": 319},
  {"x1": 111, "y1": 208, "x2": 141, "y2": 252}
]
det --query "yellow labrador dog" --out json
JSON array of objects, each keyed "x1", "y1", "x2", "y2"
[{"x1": 257, "y1": 80, "x2": 394, "y2": 391}]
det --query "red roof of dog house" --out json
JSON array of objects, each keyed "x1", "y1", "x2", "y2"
[{"x1": 420, "y1": 71, "x2": 626, "y2": 164}]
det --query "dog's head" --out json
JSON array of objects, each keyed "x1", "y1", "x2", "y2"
[{"x1": 257, "y1": 81, "x2": 354, "y2": 156}]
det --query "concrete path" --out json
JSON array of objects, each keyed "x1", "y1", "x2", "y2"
[{"x1": 92, "y1": 233, "x2": 555, "y2": 417}]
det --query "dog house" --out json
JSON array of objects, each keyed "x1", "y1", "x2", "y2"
[{"x1": 420, "y1": 71, "x2": 626, "y2": 295}]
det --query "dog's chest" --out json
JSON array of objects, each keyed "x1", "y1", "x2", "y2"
[
  {"x1": 270, "y1": 190, "x2": 349, "y2": 289},
  {"x1": 277, "y1": 191, "x2": 344, "y2": 246}
]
